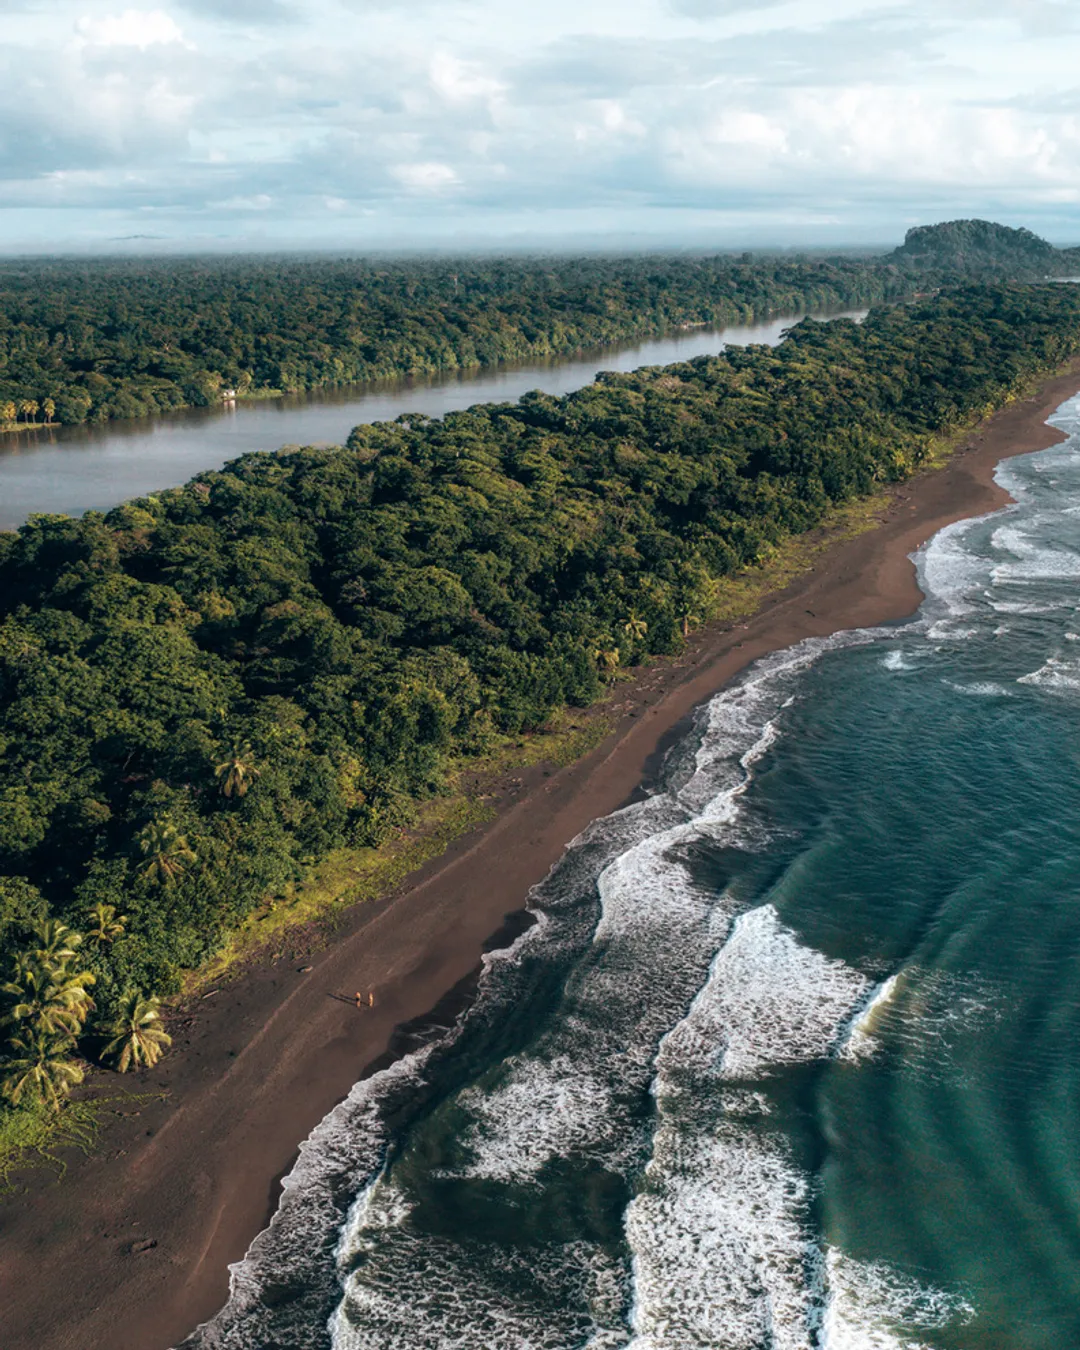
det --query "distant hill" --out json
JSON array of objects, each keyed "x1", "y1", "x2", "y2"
[{"x1": 887, "y1": 219, "x2": 1080, "y2": 279}]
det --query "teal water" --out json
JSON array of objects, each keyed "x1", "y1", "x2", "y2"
[{"x1": 184, "y1": 396, "x2": 1080, "y2": 1349}]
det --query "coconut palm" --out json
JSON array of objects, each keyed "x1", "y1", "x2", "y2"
[
  {"x1": 622, "y1": 610, "x2": 648, "y2": 642},
  {"x1": 591, "y1": 643, "x2": 621, "y2": 681},
  {"x1": 86, "y1": 902, "x2": 126, "y2": 946},
  {"x1": 102, "y1": 992, "x2": 172, "y2": 1073},
  {"x1": 29, "y1": 918, "x2": 83, "y2": 965},
  {"x1": 137, "y1": 819, "x2": 197, "y2": 886},
  {"x1": 1, "y1": 1030, "x2": 83, "y2": 1111},
  {"x1": 214, "y1": 741, "x2": 260, "y2": 798},
  {"x1": 2, "y1": 957, "x2": 96, "y2": 1036}
]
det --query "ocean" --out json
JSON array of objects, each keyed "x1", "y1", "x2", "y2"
[{"x1": 182, "y1": 393, "x2": 1080, "y2": 1349}]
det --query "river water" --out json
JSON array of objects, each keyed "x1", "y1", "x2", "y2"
[
  {"x1": 178, "y1": 389, "x2": 1080, "y2": 1348},
  {"x1": 0, "y1": 312, "x2": 862, "y2": 532}
]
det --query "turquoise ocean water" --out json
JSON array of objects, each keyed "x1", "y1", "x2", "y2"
[{"x1": 184, "y1": 394, "x2": 1080, "y2": 1350}]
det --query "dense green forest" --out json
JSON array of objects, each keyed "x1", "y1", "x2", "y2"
[
  {"x1": 3, "y1": 281, "x2": 1080, "y2": 1109},
  {"x1": 887, "y1": 219, "x2": 1080, "y2": 280},
  {"x1": 0, "y1": 254, "x2": 904, "y2": 426},
  {"x1": 0, "y1": 220, "x2": 1072, "y2": 433}
]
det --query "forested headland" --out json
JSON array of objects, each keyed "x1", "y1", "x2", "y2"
[
  {"x1": 888, "y1": 218, "x2": 1080, "y2": 280},
  {"x1": 3, "y1": 281, "x2": 1080, "y2": 1117}
]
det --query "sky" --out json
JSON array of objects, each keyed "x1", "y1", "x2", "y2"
[{"x1": 0, "y1": 0, "x2": 1078, "y2": 254}]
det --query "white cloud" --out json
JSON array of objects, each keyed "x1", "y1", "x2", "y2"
[
  {"x1": 0, "y1": 0, "x2": 1076, "y2": 250},
  {"x1": 430, "y1": 53, "x2": 504, "y2": 105},
  {"x1": 219, "y1": 193, "x2": 273, "y2": 210},
  {"x1": 390, "y1": 161, "x2": 460, "y2": 192},
  {"x1": 75, "y1": 8, "x2": 188, "y2": 48}
]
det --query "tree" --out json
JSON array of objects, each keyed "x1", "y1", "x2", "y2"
[
  {"x1": 2, "y1": 955, "x2": 96, "y2": 1037},
  {"x1": 623, "y1": 611, "x2": 648, "y2": 642},
  {"x1": 0, "y1": 400, "x2": 15, "y2": 424},
  {"x1": 42, "y1": 397, "x2": 55, "y2": 424},
  {"x1": 85, "y1": 903, "x2": 126, "y2": 946},
  {"x1": 1, "y1": 1030, "x2": 84, "y2": 1111},
  {"x1": 137, "y1": 819, "x2": 197, "y2": 886},
  {"x1": 0, "y1": 877, "x2": 47, "y2": 965},
  {"x1": 29, "y1": 919, "x2": 83, "y2": 966},
  {"x1": 214, "y1": 741, "x2": 260, "y2": 798},
  {"x1": 102, "y1": 992, "x2": 172, "y2": 1073},
  {"x1": 592, "y1": 644, "x2": 621, "y2": 682}
]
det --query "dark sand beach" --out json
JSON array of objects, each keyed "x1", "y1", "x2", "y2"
[{"x1": 3, "y1": 361, "x2": 1079, "y2": 1350}]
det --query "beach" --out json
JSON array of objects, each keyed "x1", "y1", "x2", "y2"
[{"x1": 3, "y1": 361, "x2": 1079, "y2": 1350}]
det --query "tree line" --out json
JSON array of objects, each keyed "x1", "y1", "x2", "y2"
[
  {"x1": 0, "y1": 253, "x2": 905, "y2": 427},
  {"x1": 2, "y1": 282, "x2": 1080, "y2": 1115}
]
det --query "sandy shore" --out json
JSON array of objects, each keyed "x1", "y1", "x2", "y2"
[{"x1": 2, "y1": 362, "x2": 1079, "y2": 1350}]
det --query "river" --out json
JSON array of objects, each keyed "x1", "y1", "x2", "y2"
[{"x1": 0, "y1": 311, "x2": 863, "y2": 532}]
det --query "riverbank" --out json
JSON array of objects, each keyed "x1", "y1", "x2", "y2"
[
  {"x1": 0, "y1": 306, "x2": 864, "y2": 531},
  {"x1": 1, "y1": 361, "x2": 1078, "y2": 1350}
]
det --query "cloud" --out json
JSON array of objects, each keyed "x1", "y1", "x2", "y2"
[
  {"x1": 511, "y1": 17, "x2": 940, "y2": 106},
  {"x1": 390, "y1": 161, "x2": 460, "y2": 193},
  {"x1": 0, "y1": 0, "x2": 1076, "y2": 250},
  {"x1": 430, "y1": 53, "x2": 504, "y2": 105},
  {"x1": 172, "y1": 0, "x2": 300, "y2": 22},
  {"x1": 75, "y1": 8, "x2": 188, "y2": 47},
  {"x1": 666, "y1": 0, "x2": 787, "y2": 18},
  {"x1": 936, "y1": 0, "x2": 1078, "y2": 36},
  {"x1": 218, "y1": 193, "x2": 274, "y2": 210}
]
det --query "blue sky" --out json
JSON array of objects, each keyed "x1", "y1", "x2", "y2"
[{"x1": 0, "y1": 0, "x2": 1078, "y2": 253}]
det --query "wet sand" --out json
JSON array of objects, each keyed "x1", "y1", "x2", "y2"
[{"x1": 1, "y1": 362, "x2": 1078, "y2": 1350}]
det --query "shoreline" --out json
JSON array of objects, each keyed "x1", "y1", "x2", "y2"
[{"x1": 1, "y1": 361, "x2": 1078, "y2": 1350}]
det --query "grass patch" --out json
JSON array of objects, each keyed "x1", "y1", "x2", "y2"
[
  {"x1": 703, "y1": 488, "x2": 894, "y2": 627},
  {"x1": 189, "y1": 794, "x2": 498, "y2": 989},
  {"x1": 187, "y1": 708, "x2": 618, "y2": 991},
  {"x1": 478, "y1": 707, "x2": 616, "y2": 775},
  {"x1": 0, "y1": 1091, "x2": 162, "y2": 1194}
]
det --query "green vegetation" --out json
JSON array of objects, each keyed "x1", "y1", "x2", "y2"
[
  {"x1": 3, "y1": 281, "x2": 1080, "y2": 1126},
  {"x1": 888, "y1": 219, "x2": 1080, "y2": 280},
  {"x1": 0, "y1": 253, "x2": 904, "y2": 426},
  {"x1": 0, "y1": 220, "x2": 1073, "y2": 435},
  {"x1": 102, "y1": 992, "x2": 171, "y2": 1073}
]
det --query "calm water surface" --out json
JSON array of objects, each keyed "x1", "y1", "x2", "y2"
[
  {"x1": 0, "y1": 312, "x2": 861, "y2": 531},
  {"x1": 182, "y1": 395, "x2": 1080, "y2": 1349}
]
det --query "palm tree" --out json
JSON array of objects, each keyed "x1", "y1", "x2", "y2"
[
  {"x1": 591, "y1": 644, "x2": 621, "y2": 682},
  {"x1": 29, "y1": 919, "x2": 83, "y2": 965},
  {"x1": 2, "y1": 957, "x2": 96, "y2": 1036},
  {"x1": 86, "y1": 903, "x2": 126, "y2": 946},
  {"x1": 214, "y1": 741, "x2": 260, "y2": 798},
  {"x1": 102, "y1": 992, "x2": 172, "y2": 1073},
  {"x1": 622, "y1": 610, "x2": 648, "y2": 643},
  {"x1": 42, "y1": 397, "x2": 55, "y2": 424},
  {"x1": 1, "y1": 1030, "x2": 83, "y2": 1111},
  {"x1": 137, "y1": 819, "x2": 197, "y2": 886}
]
